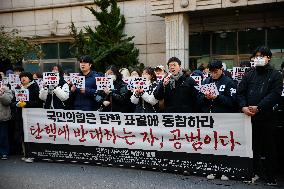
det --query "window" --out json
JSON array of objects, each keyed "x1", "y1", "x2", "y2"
[
  {"x1": 189, "y1": 33, "x2": 210, "y2": 56},
  {"x1": 212, "y1": 32, "x2": 237, "y2": 55},
  {"x1": 59, "y1": 42, "x2": 74, "y2": 59},
  {"x1": 238, "y1": 29, "x2": 265, "y2": 54},
  {"x1": 41, "y1": 43, "x2": 58, "y2": 59}
]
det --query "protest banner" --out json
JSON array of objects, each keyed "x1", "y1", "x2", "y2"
[{"x1": 23, "y1": 109, "x2": 253, "y2": 180}]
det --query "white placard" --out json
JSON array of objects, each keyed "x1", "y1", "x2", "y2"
[
  {"x1": 43, "y1": 72, "x2": 59, "y2": 86},
  {"x1": 15, "y1": 89, "x2": 29, "y2": 101}
]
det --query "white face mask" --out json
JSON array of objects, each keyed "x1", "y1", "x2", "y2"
[
  {"x1": 254, "y1": 57, "x2": 266, "y2": 67},
  {"x1": 107, "y1": 74, "x2": 116, "y2": 81}
]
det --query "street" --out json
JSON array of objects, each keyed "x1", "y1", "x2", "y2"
[{"x1": 0, "y1": 156, "x2": 283, "y2": 189}]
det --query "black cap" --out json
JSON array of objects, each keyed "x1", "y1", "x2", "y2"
[{"x1": 208, "y1": 60, "x2": 223, "y2": 71}]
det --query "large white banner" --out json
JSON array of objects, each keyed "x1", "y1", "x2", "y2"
[{"x1": 22, "y1": 109, "x2": 252, "y2": 158}]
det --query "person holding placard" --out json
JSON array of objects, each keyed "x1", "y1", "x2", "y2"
[
  {"x1": 96, "y1": 65, "x2": 129, "y2": 112},
  {"x1": 130, "y1": 67, "x2": 159, "y2": 113},
  {"x1": 197, "y1": 60, "x2": 237, "y2": 181},
  {"x1": 70, "y1": 55, "x2": 100, "y2": 111},
  {"x1": 12, "y1": 72, "x2": 42, "y2": 163},
  {"x1": 154, "y1": 57, "x2": 198, "y2": 113},
  {"x1": 39, "y1": 65, "x2": 70, "y2": 109},
  {"x1": 198, "y1": 60, "x2": 238, "y2": 114},
  {"x1": 0, "y1": 74, "x2": 13, "y2": 160},
  {"x1": 238, "y1": 46, "x2": 282, "y2": 186}
]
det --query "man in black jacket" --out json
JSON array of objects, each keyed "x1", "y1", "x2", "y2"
[
  {"x1": 199, "y1": 60, "x2": 237, "y2": 113},
  {"x1": 154, "y1": 57, "x2": 198, "y2": 113},
  {"x1": 238, "y1": 46, "x2": 282, "y2": 186}
]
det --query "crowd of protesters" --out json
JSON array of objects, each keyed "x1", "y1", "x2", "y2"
[{"x1": 0, "y1": 46, "x2": 283, "y2": 186}]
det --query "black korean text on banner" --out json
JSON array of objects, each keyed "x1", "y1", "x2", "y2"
[
  {"x1": 96, "y1": 77, "x2": 114, "y2": 91},
  {"x1": 22, "y1": 109, "x2": 253, "y2": 180},
  {"x1": 72, "y1": 76, "x2": 85, "y2": 89},
  {"x1": 22, "y1": 109, "x2": 252, "y2": 158},
  {"x1": 191, "y1": 76, "x2": 202, "y2": 86},
  {"x1": 43, "y1": 72, "x2": 59, "y2": 86},
  {"x1": 15, "y1": 89, "x2": 29, "y2": 101}
]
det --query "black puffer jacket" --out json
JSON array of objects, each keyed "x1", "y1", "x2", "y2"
[
  {"x1": 154, "y1": 75, "x2": 198, "y2": 113},
  {"x1": 198, "y1": 75, "x2": 238, "y2": 113},
  {"x1": 131, "y1": 82, "x2": 159, "y2": 113},
  {"x1": 96, "y1": 80, "x2": 130, "y2": 112},
  {"x1": 237, "y1": 64, "x2": 283, "y2": 120}
]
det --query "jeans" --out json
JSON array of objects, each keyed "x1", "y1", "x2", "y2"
[{"x1": 0, "y1": 121, "x2": 9, "y2": 156}]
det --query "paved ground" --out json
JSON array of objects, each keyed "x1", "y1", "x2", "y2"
[{"x1": 0, "y1": 156, "x2": 283, "y2": 189}]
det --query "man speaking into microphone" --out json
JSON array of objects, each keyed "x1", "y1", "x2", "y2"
[{"x1": 154, "y1": 57, "x2": 198, "y2": 113}]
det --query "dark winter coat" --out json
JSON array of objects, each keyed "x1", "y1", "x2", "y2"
[
  {"x1": 154, "y1": 75, "x2": 198, "y2": 113},
  {"x1": 71, "y1": 71, "x2": 100, "y2": 111},
  {"x1": 96, "y1": 79, "x2": 130, "y2": 113},
  {"x1": 237, "y1": 64, "x2": 283, "y2": 120},
  {"x1": 198, "y1": 74, "x2": 238, "y2": 113}
]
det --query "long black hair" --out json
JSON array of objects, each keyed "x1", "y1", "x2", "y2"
[
  {"x1": 143, "y1": 67, "x2": 157, "y2": 83},
  {"x1": 106, "y1": 65, "x2": 122, "y2": 82}
]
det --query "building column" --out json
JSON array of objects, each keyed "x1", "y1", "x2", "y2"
[{"x1": 165, "y1": 13, "x2": 189, "y2": 69}]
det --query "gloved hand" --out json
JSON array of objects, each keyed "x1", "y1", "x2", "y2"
[{"x1": 16, "y1": 101, "x2": 26, "y2": 108}]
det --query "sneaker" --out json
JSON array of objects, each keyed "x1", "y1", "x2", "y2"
[
  {"x1": 266, "y1": 177, "x2": 277, "y2": 186},
  {"x1": 251, "y1": 174, "x2": 260, "y2": 184},
  {"x1": 221, "y1": 175, "x2": 229, "y2": 181},
  {"x1": 24, "y1": 158, "x2": 34, "y2": 163},
  {"x1": 1, "y1": 155, "x2": 8, "y2": 160},
  {"x1": 21, "y1": 157, "x2": 26, "y2": 161},
  {"x1": 207, "y1": 174, "x2": 216, "y2": 180}
]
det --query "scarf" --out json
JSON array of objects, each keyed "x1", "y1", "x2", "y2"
[{"x1": 169, "y1": 70, "x2": 183, "y2": 89}]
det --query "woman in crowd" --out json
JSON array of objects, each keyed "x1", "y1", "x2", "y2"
[
  {"x1": 13, "y1": 72, "x2": 42, "y2": 163},
  {"x1": 130, "y1": 67, "x2": 159, "y2": 113},
  {"x1": 96, "y1": 65, "x2": 130, "y2": 112},
  {"x1": 39, "y1": 65, "x2": 70, "y2": 109},
  {"x1": 130, "y1": 68, "x2": 142, "y2": 77},
  {"x1": 0, "y1": 74, "x2": 13, "y2": 160}
]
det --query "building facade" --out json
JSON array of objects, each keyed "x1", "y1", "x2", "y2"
[{"x1": 0, "y1": 0, "x2": 284, "y2": 72}]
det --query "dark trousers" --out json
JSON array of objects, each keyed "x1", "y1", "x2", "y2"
[
  {"x1": 251, "y1": 118, "x2": 277, "y2": 178},
  {"x1": 0, "y1": 121, "x2": 9, "y2": 156}
]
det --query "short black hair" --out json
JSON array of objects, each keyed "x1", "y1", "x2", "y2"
[
  {"x1": 254, "y1": 46, "x2": 272, "y2": 58},
  {"x1": 208, "y1": 60, "x2": 223, "y2": 71},
  {"x1": 167, "y1": 57, "x2": 181, "y2": 66},
  {"x1": 19, "y1": 72, "x2": 33, "y2": 82},
  {"x1": 79, "y1": 55, "x2": 93, "y2": 64}
]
